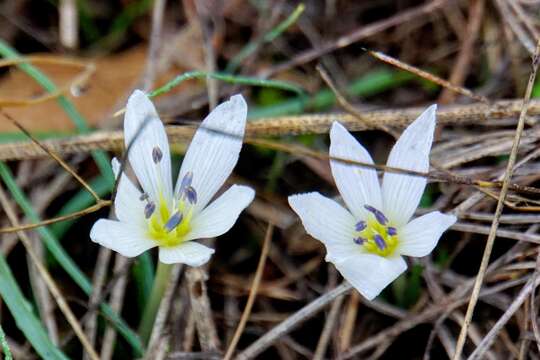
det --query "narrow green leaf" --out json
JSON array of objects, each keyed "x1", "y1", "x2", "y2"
[
  {"x1": 0, "y1": 252, "x2": 68, "y2": 360},
  {"x1": 0, "y1": 163, "x2": 144, "y2": 356}
]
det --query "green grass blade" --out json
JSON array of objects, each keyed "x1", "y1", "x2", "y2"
[
  {"x1": 0, "y1": 252, "x2": 68, "y2": 360},
  {"x1": 0, "y1": 163, "x2": 144, "y2": 356},
  {"x1": 149, "y1": 71, "x2": 304, "y2": 98},
  {"x1": 0, "y1": 323, "x2": 13, "y2": 360}
]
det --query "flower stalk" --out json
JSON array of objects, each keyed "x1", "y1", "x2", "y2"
[{"x1": 138, "y1": 261, "x2": 172, "y2": 345}]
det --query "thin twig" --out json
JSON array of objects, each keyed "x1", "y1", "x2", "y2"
[
  {"x1": 101, "y1": 255, "x2": 131, "y2": 360},
  {"x1": 313, "y1": 293, "x2": 345, "y2": 360},
  {"x1": 223, "y1": 224, "x2": 273, "y2": 360}
]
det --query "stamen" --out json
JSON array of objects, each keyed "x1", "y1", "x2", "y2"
[
  {"x1": 179, "y1": 171, "x2": 193, "y2": 195},
  {"x1": 185, "y1": 186, "x2": 197, "y2": 204},
  {"x1": 353, "y1": 236, "x2": 366, "y2": 245},
  {"x1": 374, "y1": 234, "x2": 387, "y2": 250},
  {"x1": 152, "y1": 146, "x2": 163, "y2": 164},
  {"x1": 355, "y1": 221, "x2": 367, "y2": 232},
  {"x1": 364, "y1": 205, "x2": 388, "y2": 225},
  {"x1": 139, "y1": 193, "x2": 149, "y2": 201},
  {"x1": 387, "y1": 227, "x2": 397, "y2": 236},
  {"x1": 144, "y1": 201, "x2": 156, "y2": 219},
  {"x1": 164, "y1": 211, "x2": 183, "y2": 232}
]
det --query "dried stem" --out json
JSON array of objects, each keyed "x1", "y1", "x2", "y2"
[{"x1": 452, "y1": 38, "x2": 540, "y2": 360}]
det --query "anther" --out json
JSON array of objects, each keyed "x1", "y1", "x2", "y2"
[
  {"x1": 374, "y1": 234, "x2": 387, "y2": 250},
  {"x1": 387, "y1": 227, "x2": 397, "y2": 236},
  {"x1": 144, "y1": 201, "x2": 156, "y2": 219},
  {"x1": 164, "y1": 211, "x2": 183, "y2": 232},
  {"x1": 355, "y1": 221, "x2": 367, "y2": 232},
  {"x1": 179, "y1": 171, "x2": 193, "y2": 195},
  {"x1": 353, "y1": 237, "x2": 366, "y2": 245},
  {"x1": 364, "y1": 205, "x2": 388, "y2": 225},
  {"x1": 185, "y1": 186, "x2": 197, "y2": 204},
  {"x1": 152, "y1": 146, "x2": 163, "y2": 164}
]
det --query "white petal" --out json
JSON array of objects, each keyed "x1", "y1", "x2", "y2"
[
  {"x1": 185, "y1": 185, "x2": 255, "y2": 241},
  {"x1": 177, "y1": 95, "x2": 247, "y2": 214},
  {"x1": 399, "y1": 211, "x2": 456, "y2": 257},
  {"x1": 382, "y1": 105, "x2": 437, "y2": 226},
  {"x1": 124, "y1": 90, "x2": 173, "y2": 206},
  {"x1": 158, "y1": 242, "x2": 215, "y2": 266},
  {"x1": 90, "y1": 219, "x2": 156, "y2": 257},
  {"x1": 330, "y1": 122, "x2": 382, "y2": 218},
  {"x1": 111, "y1": 158, "x2": 145, "y2": 225},
  {"x1": 334, "y1": 254, "x2": 407, "y2": 300},
  {"x1": 288, "y1": 192, "x2": 358, "y2": 261}
]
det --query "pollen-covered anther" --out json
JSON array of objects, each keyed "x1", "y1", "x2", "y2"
[
  {"x1": 185, "y1": 186, "x2": 198, "y2": 204},
  {"x1": 355, "y1": 221, "x2": 366, "y2": 232},
  {"x1": 152, "y1": 146, "x2": 163, "y2": 164},
  {"x1": 144, "y1": 201, "x2": 156, "y2": 219},
  {"x1": 364, "y1": 205, "x2": 388, "y2": 225},
  {"x1": 387, "y1": 227, "x2": 397, "y2": 236},
  {"x1": 164, "y1": 211, "x2": 183, "y2": 232},
  {"x1": 179, "y1": 171, "x2": 193, "y2": 194},
  {"x1": 353, "y1": 236, "x2": 366, "y2": 245},
  {"x1": 373, "y1": 234, "x2": 387, "y2": 250}
]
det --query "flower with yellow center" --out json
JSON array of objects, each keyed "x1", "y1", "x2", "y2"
[
  {"x1": 90, "y1": 90, "x2": 255, "y2": 266},
  {"x1": 288, "y1": 105, "x2": 456, "y2": 300}
]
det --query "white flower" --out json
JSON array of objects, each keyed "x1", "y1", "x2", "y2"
[
  {"x1": 90, "y1": 90, "x2": 255, "y2": 266},
  {"x1": 288, "y1": 105, "x2": 456, "y2": 300}
]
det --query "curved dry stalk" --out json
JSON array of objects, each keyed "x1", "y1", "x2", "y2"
[
  {"x1": 223, "y1": 224, "x2": 273, "y2": 360},
  {"x1": 452, "y1": 38, "x2": 540, "y2": 360}
]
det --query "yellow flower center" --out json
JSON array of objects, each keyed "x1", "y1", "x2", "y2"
[
  {"x1": 354, "y1": 205, "x2": 398, "y2": 257},
  {"x1": 147, "y1": 196, "x2": 193, "y2": 247}
]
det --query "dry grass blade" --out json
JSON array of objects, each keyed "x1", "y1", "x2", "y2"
[
  {"x1": 452, "y1": 38, "x2": 540, "y2": 360},
  {"x1": 0, "y1": 56, "x2": 94, "y2": 106},
  {"x1": 365, "y1": 48, "x2": 488, "y2": 103},
  {"x1": 0, "y1": 185, "x2": 101, "y2": 360},
  {"x1": 223, "y1": 224, "x2": 273, "y2": 360}
]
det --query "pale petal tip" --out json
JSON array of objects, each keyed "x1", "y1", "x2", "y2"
[
  {"x1": 417, "y1": 104, "x2": 437, "y2": 125},
  {"x1": 126, "y1": 89, "x2": 155, "y2": 114},
  {"x1": 229, "y1": 93, "x2": 247, "y2": 105},
  {"x1": 330, "y1": 121, "x2": 348, "y2": 139},
  {"x1": 128, "y1": 89, "x2": 148, "y2": 103}
]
